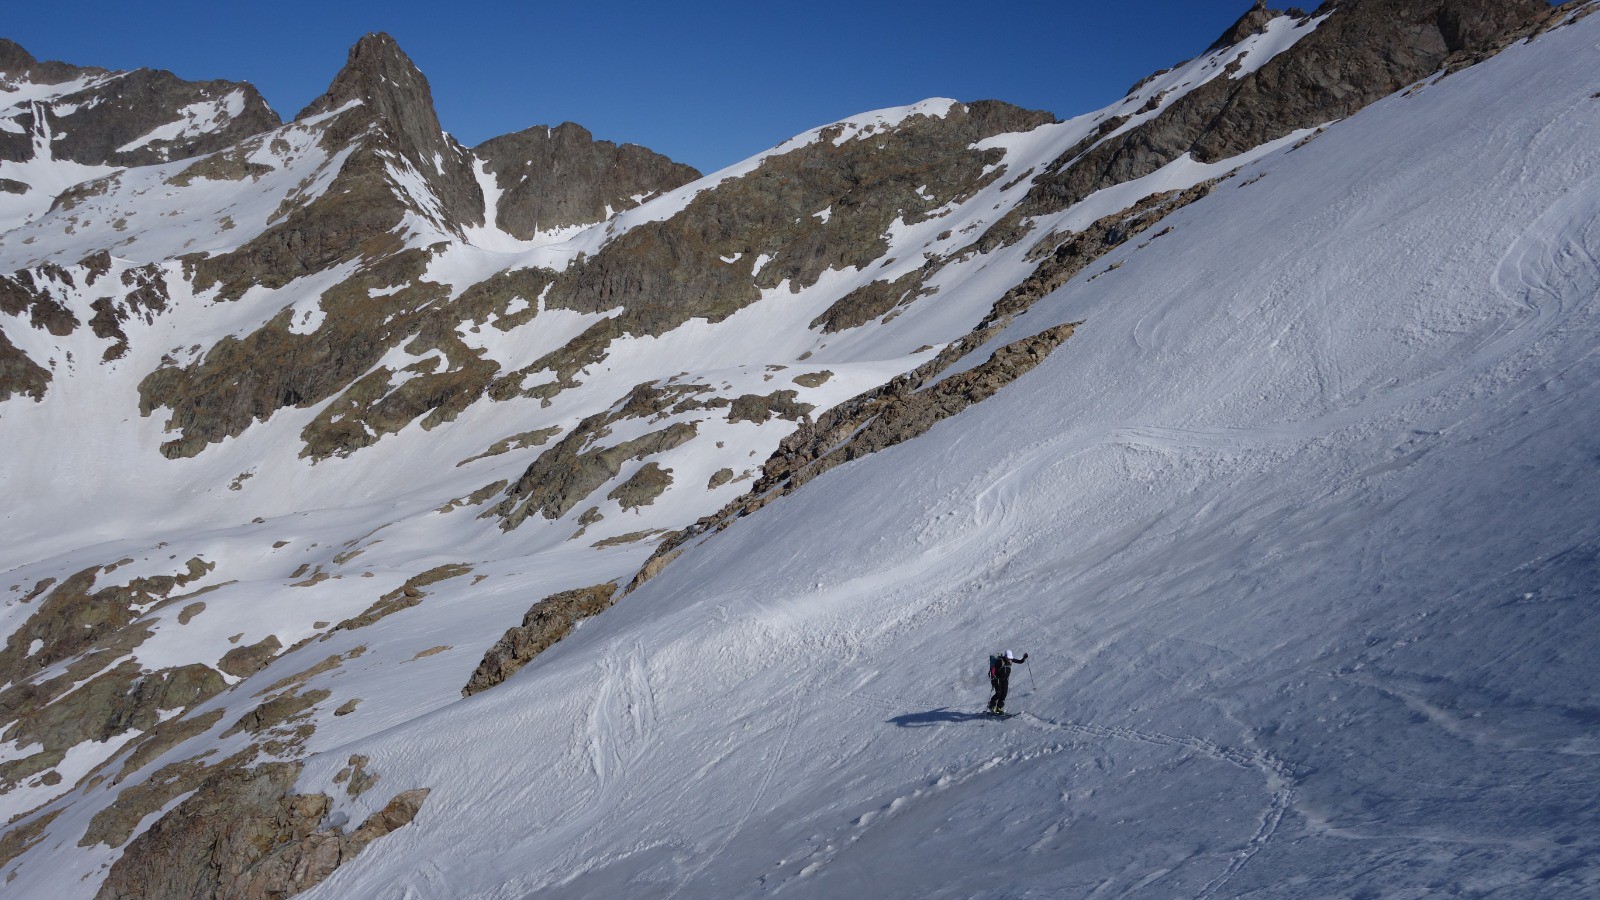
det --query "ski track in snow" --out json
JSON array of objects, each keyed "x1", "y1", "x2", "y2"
[{"x1": 817, "y1": 681, "x2": 1296, "y2": 898}]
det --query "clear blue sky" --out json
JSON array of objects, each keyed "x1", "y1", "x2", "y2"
[{"x1": 11, "y1": 1, "x2": 1297, "y2": 173}]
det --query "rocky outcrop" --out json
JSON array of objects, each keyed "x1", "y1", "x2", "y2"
[
  {"x1": 218, "y1": 635, "x2": 283, "y2": 679},
  {"x1": 989, "y1": 178, "x2": 1223, "y2": 328},
  {"x1": 498, "y1": 420, "x2": 698, "y2": 525},
  {"x1": 332, "y1": 564, "x2": 474, "y2": 632},
  {"x1": 1208, "y1": 0, "x2": 1296, "y2": 53},
  {"x1": 640, "y1": 320, "x2": 1078, "y2": 580},
  {"x1": 0, "y1": 558, "x2": 212, "y2": 682},
  {"x1": 493, "y1": 380, "x2": 715, "y2": 528},
  {"x1": 179, "y1": 33, "x2": 485, "y2": 305},
  {"x1": 609, "y1": 462, "x2": 674, "y2": 511},
  {"x1": 136, "y1": 81, "x2": 1053, "y2": 460},
  {"x1": 476, "y1": 122, "x2": 700, "y2": 237},
  {"x1": 1, "y1": 265, "x2": 82, "y2": 336},
  {"x1": 0, "y1": 328, "x2": 50, "y2": 401},
  {"x1": 480, "y1": 100, "x2": 1056, "y2": 404},
  {"x1": 462, "y1": 584, "x2": 619, "y2": 697},
  {"x1": 141, "y1": 252, "x2": 449, "y2": 458},
  {"x1": 0, "y1": 559, "x2": 224, "y2": 794},
  {"x1": 95, "y1": 761, "x2": 429, "y2": 900},
  {"x1": 993, "y1": 0, "x2": 1552, "y2": 241}
]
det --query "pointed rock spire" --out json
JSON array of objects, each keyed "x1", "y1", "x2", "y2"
[
  {"x1": 295, "y1": 32, "x2": 440, "y2": 134},
  {"x1": 293, "y1": 33, "x2": 484, "y2": 232}
]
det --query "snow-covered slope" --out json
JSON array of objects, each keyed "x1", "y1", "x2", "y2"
[
  {"x1": 3, "y1": 1, "x2": 1594, "y2": 896},
  {"x1": 294, "y1": 10, "x2": 1600, "y2": 898}
]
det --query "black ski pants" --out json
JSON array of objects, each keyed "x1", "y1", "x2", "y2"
[{"x1": 989, "y1": 675, "x2": 1009, "y2": 711}]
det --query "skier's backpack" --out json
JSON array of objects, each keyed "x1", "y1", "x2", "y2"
[{"x1": 988, "y1": 655, "x2": 1001, "y2": 679}]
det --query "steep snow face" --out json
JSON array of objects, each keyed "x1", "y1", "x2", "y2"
[{"x1": 244, "y1": 15, "x2": 1600, "y2": 899}]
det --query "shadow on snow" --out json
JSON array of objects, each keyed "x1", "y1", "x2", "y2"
[{"x1": 888, "y1": 708, "x2": 997, "y2": 727}]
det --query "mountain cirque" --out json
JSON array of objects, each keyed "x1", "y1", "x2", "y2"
[{"x1": 0, "y1": 1, "x2": 1585, "y2": 896}]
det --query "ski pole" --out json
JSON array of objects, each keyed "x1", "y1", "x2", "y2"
[{"x1": 1028, "y1": 659, "x2": 1037, "y2": 692}]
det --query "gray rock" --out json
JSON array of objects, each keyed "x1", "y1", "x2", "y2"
[{"x1": 475, "y1": 121, "x2": 700, "y2": 237}]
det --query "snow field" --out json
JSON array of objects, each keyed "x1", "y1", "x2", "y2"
[{"x1": 283, "y1": 16, "x2": 1600, "y2": 899}]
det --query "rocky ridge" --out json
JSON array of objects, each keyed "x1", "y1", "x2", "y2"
[
  {"x1": 476, "y1": 122, "x2": 701, "y2": 237},
  {"x1": 0, "y1": 38, "x2": 279, "y2": 221}
]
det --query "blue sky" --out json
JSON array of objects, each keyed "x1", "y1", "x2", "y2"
[{"x1": 12, "y1": 1, "x2": 1295, "y2": 172}]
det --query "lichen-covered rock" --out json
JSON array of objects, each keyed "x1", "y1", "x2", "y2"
[
  {"x1": 462, "y1": 584, "x2": 619, "y2": 696},
  {"x1": 495, "y1": 397, "x2": 699, "y2": 527},
  {"x1": 331, "y1": 564, "x2": 474, "y2": 632},
  {"x1": 218, "y1": 635, "x2": 283, "y2": 679},
  {"x1": 94, "y1": 760, "x2": 429, "y2": 900},
  {"x1": 608, "y1": 462, "x2": 674, "y2": 511}
]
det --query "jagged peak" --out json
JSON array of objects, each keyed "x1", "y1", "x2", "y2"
[{"x1": 294, "y1": 32, "x2": 439, "y2": 127}]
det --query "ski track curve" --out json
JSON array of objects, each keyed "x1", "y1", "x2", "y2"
[
  {"x1": 1015, "y1": 713, "x2": 1297, "y2": 900},
  {"x1": 817, "y1": 685, "x2": 1298, "y2": 897}
]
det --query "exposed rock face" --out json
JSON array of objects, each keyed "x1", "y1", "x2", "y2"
[
  {"x1": 476, "y1": 122, "x2": 701, "y2": 237},
  {"x1": 0, "y1": 39, "x2": 279, "y2": 169},
  {"x1": 218, "y1": 635, "x2": 284, "y2": 679},
  {"x1": 499, "y1": 418, "x2": 698, "y2": 525},
  {"x1": 333, "y1": 564, "x2": 475, "y2": 632},
  {"x1": 995, "y1": 0, "x2": 1553, "y2": 239},
  {"x1": 295, "y1": 32, "x2": 484, "y2": 232},
  {"x1": 0, "y1": 37, "x2": 36, "y2": 73},
  {"x1": 462, "y1": 584, "x2": 619, "y2": 697},
  {"x1": 95, "y1": 760, "x2": 429, "y2": 900},
  {"x1": 609, "y1": 462, "x2": 674, "y2": 511},
  {"x1": 0, "y1": 327, "x2": 50, "y2": 400},
  {"x1": 176, "y1": 33, "x2": 485, "y2": 309}
]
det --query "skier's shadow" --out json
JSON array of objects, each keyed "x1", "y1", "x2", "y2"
[{"x1": 888, "y1": 707, "x2": 992, "y2": 728}]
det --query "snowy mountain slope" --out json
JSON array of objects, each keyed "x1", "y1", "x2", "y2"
[
  {"x1": 0, "y1": 0, "x2": 1587, "y2": 896},
  {"x1": 272, "y1": 10, "x2": 1600, "y2": 897},
  {"x1": 0, "y1": 38, "x2": 279, "y2": 233}
]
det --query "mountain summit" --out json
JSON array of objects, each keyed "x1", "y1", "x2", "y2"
[{"x1": 3, "y1": 2, "x2": 1596, "y2": 897}]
